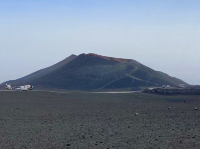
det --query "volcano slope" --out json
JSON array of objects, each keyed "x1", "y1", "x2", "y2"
[
  {"x1": 2, "y1": 53, "x2": 187, "y2": 90},
  {"x1": 0, "y1": 91, "x2": 199, "y2": 149},
  {"x1": 0, "y1": 54, "x2": 77, "y2": 88}
]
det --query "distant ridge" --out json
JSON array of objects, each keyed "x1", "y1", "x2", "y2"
[{"x1": 1, "y1": 53, "x2": 187, "y2": 90}]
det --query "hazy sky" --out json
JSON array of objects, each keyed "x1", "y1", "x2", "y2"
[{"x1": 0, "y1": 0, "x2": 200, "y2": 84}]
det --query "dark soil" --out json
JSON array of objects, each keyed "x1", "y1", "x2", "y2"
[{"x1": 0, "y1": 91, "x2": 199, "y2": 149}]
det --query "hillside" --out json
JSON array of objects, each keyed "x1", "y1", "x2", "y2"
[
  {"x1": 2, "y1": 54, "x2": 77, "y2": 87},
  {"x1": 2, "y1": 53, "x2": 187, "y2": 90}
]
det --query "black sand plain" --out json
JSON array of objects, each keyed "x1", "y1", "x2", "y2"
[{"x1": 0, "y1": 91, "x2": 200, "y2": 149}]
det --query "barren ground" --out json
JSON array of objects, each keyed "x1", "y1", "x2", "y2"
[{"x1": 0, "y1": 91, "x2": 200, "y2": 149}]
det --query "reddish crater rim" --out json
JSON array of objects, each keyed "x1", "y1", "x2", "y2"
[{"x1": 80, "y1": 53, "x2": 132, "y2": 63}]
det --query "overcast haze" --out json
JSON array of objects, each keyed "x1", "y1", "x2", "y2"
[{"x1": 0, "y1": 0, "x2": 200, "y2": 84}]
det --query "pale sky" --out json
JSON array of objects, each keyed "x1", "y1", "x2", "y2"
[{"x1": 0, "y1": 0, "x2": 200, "y2": 84}]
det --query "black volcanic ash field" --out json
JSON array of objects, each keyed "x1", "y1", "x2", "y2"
[{"x1": 0, "y1": 91, "x2": 200, "y2": 149}]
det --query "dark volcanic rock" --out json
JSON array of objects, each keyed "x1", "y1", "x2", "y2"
[
  {"x1": 2, "y1": 53, "x2": 187, "y2": 90},
  {"x1": 143, "y1": 88, "x2": 200, "y2": 95},
  {"x1": 0, "y1": 91, "x2": 200, "y2": 149}
]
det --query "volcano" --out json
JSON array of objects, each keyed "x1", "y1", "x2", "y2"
[{"x1": 2, "y1": 53, "x2": 187, "y2": 90}]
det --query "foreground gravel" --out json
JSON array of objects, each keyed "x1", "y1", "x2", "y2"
[{"x1": 0, "y1": 91, "x2": 200, "y2": 149}]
